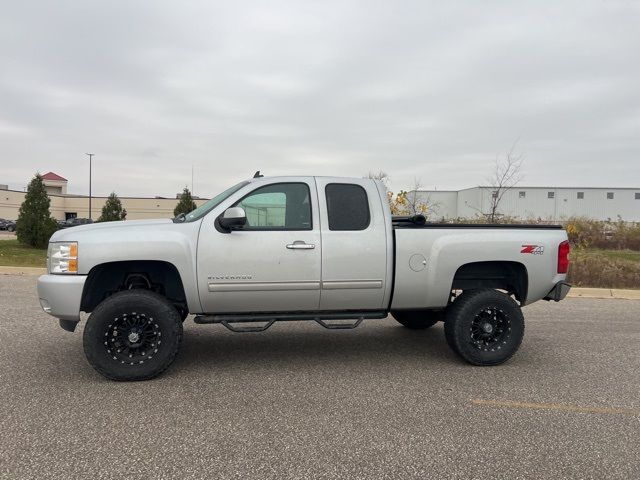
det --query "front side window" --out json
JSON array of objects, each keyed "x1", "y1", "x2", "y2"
[
  {"x1": 325, "y1": 183, "x2": 370, "y2": 231},
  {"x1": 235, "y1": 183, "x2": 311, "y2": 230}
]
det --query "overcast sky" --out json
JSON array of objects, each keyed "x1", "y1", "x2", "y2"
[{"x1": 1, "y1": 0, "x2": 639, "y2": 197}]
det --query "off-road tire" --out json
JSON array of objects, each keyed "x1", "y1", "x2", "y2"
[
  {"x1": 444, "y1": 289, "x2": 524, "y2": 365},
  {"x1": 83, "y1": 290, "x2": 183, "y2": 381},
  {"x1": 391, "y1": 310, "x2": 442, "y2": 329}
]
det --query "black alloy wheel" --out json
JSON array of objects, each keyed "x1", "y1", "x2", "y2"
[
  {"x1": 469, "y1": 306, "x2": 512, "y2": 352},
  {"x1": 83, "y1": 290, "x2": 182, "y2": 381},
  {"x1": 104, "y1": 312, "x2": 162, "y2": 366},
  {"x1": 444, "y1": 289, "x2": 524, "y2": 366}
]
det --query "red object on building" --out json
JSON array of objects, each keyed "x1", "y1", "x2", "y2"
[{"x1": 42, "y1": 172, "x2": 68, "y2": 182}]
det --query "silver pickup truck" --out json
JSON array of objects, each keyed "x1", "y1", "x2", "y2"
[{"x1": 37, "y1": 175, "x2": 571, "y2": 381}]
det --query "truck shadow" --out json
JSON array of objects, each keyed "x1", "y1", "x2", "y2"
[
  {"x1": 172, "y1": 320, "x2": 456, "y2": 374},
  {"x1": 34, "y1": 320, "x2": 459, "y2": 383}
]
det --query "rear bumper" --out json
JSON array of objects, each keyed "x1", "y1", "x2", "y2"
[
  {"x1": 37, "y1": 274, "x2": 87, "y2": 321},
  {"x1": 544, "y1": 281, "x2": 571, "y2": 302}
]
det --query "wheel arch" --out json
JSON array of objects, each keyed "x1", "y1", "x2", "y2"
[
  {"x1": 80, "y1": 260, "x2": 188, "y2": 314},
  {"x1": 451, "y1": 261, "x2": 528, "y2": 304}
]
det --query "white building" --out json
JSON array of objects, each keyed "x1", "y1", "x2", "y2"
[{"x1": 412, "y1": 187, "x2": 640, "y2": 222}]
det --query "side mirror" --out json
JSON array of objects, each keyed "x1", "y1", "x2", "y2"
[{"x1": 218, "y1": 207, "x2": 247, "y2": 231}]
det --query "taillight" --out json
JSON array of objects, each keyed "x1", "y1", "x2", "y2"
[{"x1": 558, "y1": 240, "x2": 570, "y2": 274}]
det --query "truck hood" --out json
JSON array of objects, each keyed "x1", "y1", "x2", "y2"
[
  {"x1": 47, "y1": 216, "x2": 202, "y2": 284},
  {"x1": 50, "y1": 218, "x2": 176, "y2": 242}
]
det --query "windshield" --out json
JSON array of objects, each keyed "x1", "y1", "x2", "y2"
[{"x1": 182, "y1": 181, "x2": 250, "y2": 222}]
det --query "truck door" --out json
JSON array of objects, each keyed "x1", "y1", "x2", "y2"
[
  {"x1": 315, "y1": 178, "x2": 390, "y2": 310},
  {"x1": 197, "y1": 179, "x2": 321, "y2": 313}
]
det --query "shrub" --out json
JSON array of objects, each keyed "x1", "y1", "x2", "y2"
[
  {"x1": 565, "y1": 217, "x2": 640, "y2": 251},
  {"x1": 174, "y1": 187, "x2": 197, "y2": 217},
  {"x1": 98, "y1": 192, "x2": 127, "y2": 222},
  {"x1": 568, "y1": 249, "x2": 640, "y2": 289},
  {"x1": 611, "y1": 218, "x2": 640, "y2": 251},
  {"x1": 564, "y1": 217, "x2": 607, "y2": 248},
  {"x1": 16, "y1": 174, "x2": 58, "y2": 248}
]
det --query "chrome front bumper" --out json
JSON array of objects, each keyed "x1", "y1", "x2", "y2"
[{"x1": 37, "y1": 274, "x2": 87, "y2": 322}]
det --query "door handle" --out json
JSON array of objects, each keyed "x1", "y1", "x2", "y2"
[{"x1": 286, "y1": 241, "x2": 315, "y2": 250}]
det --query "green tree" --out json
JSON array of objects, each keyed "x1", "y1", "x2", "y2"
[
  {"x1": 98, "y1": 192, "x2": 127, "y2": 222},
  {"x1": 174, "y1": 187, "x2": 197, "y2": 217},
  {"x1": 16, "y1": 173, "x2": 58, "y2": 248}
]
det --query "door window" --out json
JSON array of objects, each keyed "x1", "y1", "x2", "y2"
[
  {"x1": 235, "y1": 183, "x2": 312, "y2": 230},
  {"x1": 325, "y1": 183, "x2": 370, "y2": 231}
]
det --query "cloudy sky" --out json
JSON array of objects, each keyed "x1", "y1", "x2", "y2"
[{"x1": 1, "y1": 0, "x2": 638, "y2": 197}]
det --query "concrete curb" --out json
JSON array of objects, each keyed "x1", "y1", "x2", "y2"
[
  {"x1": 568, "y1": 287, "x2": 640, "y2": 300},
  {"x1": 0, "y1": 266, "x2": 46, "y2": 276},
  {"x1": 0, "y1": 266, "x2": 638, "y2": 299}
]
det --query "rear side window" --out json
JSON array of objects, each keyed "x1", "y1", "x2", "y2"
[{"x1": 325, "y1": 183, "x2": 370, "y2": 231}]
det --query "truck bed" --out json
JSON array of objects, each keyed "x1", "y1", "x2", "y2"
[{"x1": 390, "y1": 219, "x2": 568, "y2": 310}]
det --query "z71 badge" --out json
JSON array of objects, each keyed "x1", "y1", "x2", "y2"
[{"x1": 521, "y1": 245, "x2": 544, "y2": 255}]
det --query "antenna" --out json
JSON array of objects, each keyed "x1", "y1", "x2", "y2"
[{"x1": 253, "y1": 170, "x2": 263, "y2": 178}]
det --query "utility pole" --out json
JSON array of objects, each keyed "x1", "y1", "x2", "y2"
[
  {"x1": 85, "y1": 153, "x2": 94, "y2": 219},
  {"x1": 191, "y1": 164, "x2": 194, "y2": 195}
]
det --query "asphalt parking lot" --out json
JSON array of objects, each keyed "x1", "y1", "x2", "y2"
[{"x1": 0, "y1": 275, "x2": 638, "y2": 479}]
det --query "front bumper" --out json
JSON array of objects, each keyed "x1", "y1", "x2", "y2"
[
  {"x1": 544, "y1": 281, "x2": 572, "y2": 302},
  {"x1": 37, "y1": 274, "x2": 87, "y2": 322}
]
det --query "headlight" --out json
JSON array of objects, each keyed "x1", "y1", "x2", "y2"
[{"x1": 48, "y1": 242, "x2": 78, "y2": 274}]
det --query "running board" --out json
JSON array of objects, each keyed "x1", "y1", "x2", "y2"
[
  {"x1": 315, "y1": 318, "x2": 363, "y2": 330},
  {"x1": 193, "y1": 311, "x2": 386, "y2": 333},
  {"x1": 220, "y1": 319, "x2": 276, "y2": 333}
]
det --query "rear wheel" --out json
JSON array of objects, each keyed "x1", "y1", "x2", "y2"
[
  {"x1": 391, "y1": 310, "x2": 442, "y2": 329},
  {"x1": 444, "y1": 289, "x2": 524, "y2": 365},
  {"x1": 83, "y1": 290, "x2": 183, "y2": 381}
]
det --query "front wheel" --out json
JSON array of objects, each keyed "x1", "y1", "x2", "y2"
[
  {"x1": 83, "y1": 290, "x2": 183, "y2": 381},
  {"x1": 444, "y1": 289, "x2": 524, "y2": 366}
]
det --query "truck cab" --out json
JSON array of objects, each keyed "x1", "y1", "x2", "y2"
[{"x1": 196, "y1": 176, "x2": 392, "y2": 313}]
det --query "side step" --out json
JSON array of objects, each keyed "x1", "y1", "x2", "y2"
[{"x1": 194, "y1": 311, "x2": 386, "y2": 333}]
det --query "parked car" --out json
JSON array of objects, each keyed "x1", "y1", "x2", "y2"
[
  {"x1": 58, "y1": 218, "x2": 93, "y2": 229},
  {"x1": 37, "y1": 174, "x2": 571, "y2": 381},
  {"x1": 0, "y1": 219, "x2": 16, "y2": 232}
]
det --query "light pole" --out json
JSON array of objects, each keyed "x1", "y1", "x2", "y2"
[{"x1": 85, "y1": 153, "x2": 94, "y2": 219}]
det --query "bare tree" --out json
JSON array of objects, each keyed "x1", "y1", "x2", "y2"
[
  {"x1": 405, "y1": 178, "x2": 441, "y2": 218},
  {"x1": 486, "y1": 144, "x2": 524, "y2": 223},
  {"x1": 365, "y1": 172, "x2": 441, "y2": 218}
]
